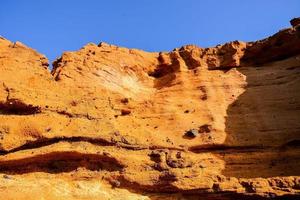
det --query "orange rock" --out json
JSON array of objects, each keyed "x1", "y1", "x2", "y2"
[{"x1": 0, "y1": 19, "x2": 300, "y2": 199}]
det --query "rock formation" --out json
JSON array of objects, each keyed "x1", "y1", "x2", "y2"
[{"x1": 0, "y1": 18, "x2": 300, "y2": 199}]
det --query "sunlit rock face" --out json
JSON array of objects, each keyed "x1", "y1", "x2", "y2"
[{"x1": 0, "y1": 18, "x2": 300, "y2": 199}]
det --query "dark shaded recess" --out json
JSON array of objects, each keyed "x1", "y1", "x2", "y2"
[
  {"x1": 283, "y1": 139, "x2": 300, "y2": 147},
  {"x1": 0, "y1": 152, "x2": 124, "y2": 174},
  {"x1": 50, "y1": 57, "x2": 63, "y2": 81},
  {"x1": 0, "y1": 99, "x2": 41, "y2": 115},
  {"x1": 148, "y1": 151, "x2": 163, "y2": 163},
  {"x1": 178, "y1": 48, "x2": 201, "y2": 70},
  {"x1": 188, "y1": 144, "x2": 266, "y2": 153},
  {"x1": 0, "y1": 137, "x2": 111, "y2": 155},
  {"x1": 148, "y1": 55, "x2": 179, "y2": 89},
  {"x1": 178, "y1": 193, "x2": 300, "y2": 200},
  {"x1": 221, "y1": 49, "x2": 300, "y2": 178},
  {"x1": 118, "y1": 172, "x2": 183, "y2": 193},
  {"x1": 117, "y1": 178, "x2": 300, "y2": 200},
  {"x1": 199, "y1": 124, "x2": 211, "y2": 133},
  {"x1": 184, "y1": 129, "x2": 199, "y2": 138},
  {"x1": 148, "y1": 63, "x2": 172, "y2": 78},
  {"x1": 197, "y1": 85, "x2": 208, "y2": 101},
  {"x1": 152, "y1": 73, "x2": 177, "y2": 89},
  {"x1": 148, "y1": 52, "x2": 180, "y2": 79},
  {"x1": 51, "y1": 57, "x2": 62, "y2": 73}
]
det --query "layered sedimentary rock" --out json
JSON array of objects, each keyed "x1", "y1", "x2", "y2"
[{"x1": 0, "y1": 18, "x2": 300, "y2": 199}]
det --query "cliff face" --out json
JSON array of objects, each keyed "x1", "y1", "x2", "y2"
[{"x1": 0, "y1": 18, "x2": 300, "y2": 199}]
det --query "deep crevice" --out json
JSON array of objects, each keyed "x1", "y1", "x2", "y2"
[
  {"x1": 0, "y1": 136, "x2": 186, "y2": 156},
  {"x1": 188, "y1": 144, "x2": 268, "y2": 153},
  {"x1": 0, "y1": 136, "x2": 111, "y2": 155},
  {"x1": 0, "y1": 151, "x2": 124, "y2": 174},
  {"x1": 282, "y1": 140, "x2": 300, "y2": 147}
]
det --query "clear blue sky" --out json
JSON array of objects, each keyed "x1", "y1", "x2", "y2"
[{"x1": 1, "y1": 0, "x2": 299, "y2": 66}]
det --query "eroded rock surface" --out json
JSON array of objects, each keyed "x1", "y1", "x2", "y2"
[{"x1": 0, "y1": 18, "x2": 300, "y2": 199}]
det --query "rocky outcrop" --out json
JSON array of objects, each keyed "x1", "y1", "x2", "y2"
[{"x1": 0, "y1": 18, "x2": 300, "y2": 199}]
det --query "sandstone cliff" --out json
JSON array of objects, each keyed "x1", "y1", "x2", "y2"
[{"x1": 0, "y1": 18, "x2": 300, "y2": 199}]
